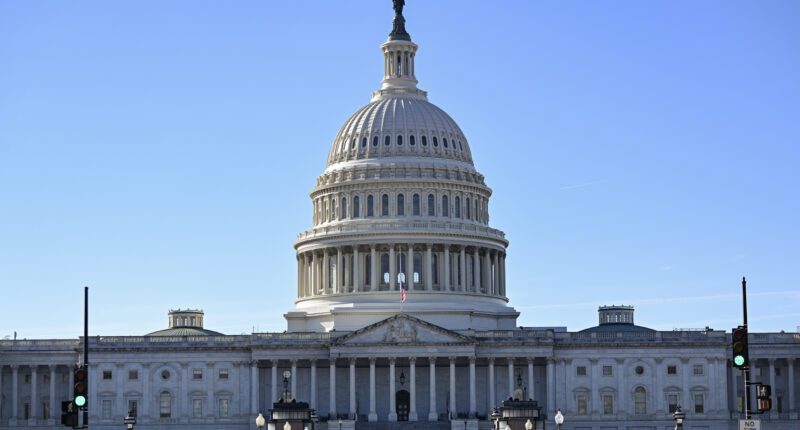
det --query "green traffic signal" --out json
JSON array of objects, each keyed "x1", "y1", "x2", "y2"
[
  {"x1": 74, "y1": 395, "x2": 86, "y2": 407},
  {"x1": 734, "y1": 355, "x2": 745, "y2": 366}
]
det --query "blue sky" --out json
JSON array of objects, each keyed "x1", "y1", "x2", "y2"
[{"x1": 1, "y1": 1, "x2": 798, "y2": 338}]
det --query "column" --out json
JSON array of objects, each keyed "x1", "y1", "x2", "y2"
[
  {"x1": 731, "y1": 361, "x2": 739, "y2": 413},
  {"x1": 271, "y1": 361, "x2": 278, "y2": 406},
  {"x1": 469, "y1": 356, "x2": 477, "y2": 418},
  {"x1": 616, "y1": 359, "x2": 626, "y2": 414},
  {"x1": 344, "y1": 250, "x2": 351, "y2": 292},
  {"x1": 769, "y1": 358, "x2": 777, "y2": 418},
  {"x1": 310, "y1": 359, "x2": 317, "y2": 410},
  {"x1": 205, "y1": 362, "x2": 215, "y2": 418},
  {"x1": 370, "y1": 245, "x2": 378, "y2": 291},
  {"x1": 303, "y1": 254, "x2": 310, "y2": 296},
  {"x1": 251, "y1": 362, "x2": 259, "y2": 414},
  {"x1": 681, "y1": 358, "x2": 690, "y2": 414},
  {"x1": 459, "y1": 246, "x2": 467, "y2": 291},
  {"x1": 311, "y1": 253, "x2": 318, "y2": 296},
  {"x1": 353, "y1": 247, "x2": 360, "y2": 292},
  {"x1": 349, "y1": 358, "x2": 357, "y2": 419},
  {"x1": 788, "y1": 359, "x2": 795, "y2": 413},
  {"x1": 488, "y1": 358, "x2": 496, "y2": 413},
  {"x1": 443, "y1": 246, "x2": 450, "y2": 291},
  {"x1": 428, "y1": 357, "x2": 438, "y2": 421},
  {"x1": 329, "y1": 359, "x2": 337, "y2": 419},
  {"x1": 389, "y1": 244, "x2": 397, "y2": 290},
  {"x1": 493, "y1": 252, "x2": 500, "y2": 296},
  {"x1": 49, "y1": 365, "x2": 57, "y2": 422},
  {"x1": 590, "y1": 359, "x2": 599, "y2": 414},
  {"x1": 11, "y1": 365, "x2": 19, "y2": 421},
  {"x1": 425, "y1": 244, "x2": 433, "y2": 290},
  {"x1": 655, "y1": 358, "x2": 664, "y2": 414},
  {"x1": 322, "y1": 252, "x2": 330, "y2": 294},
  {"x1": 409, "y1": 358, "x2": 418, "y2": 421},
  {"x1": 180, "y1": 362, "x2": 189, "y2": 420},
  {"x1": 336, "y1": 247, "x2": 343, "y2": 293},
  {"x1": 30, "y1": 366, "x2": 37, "y2": 423},
  {"x1": 116, "y1": 363, "x2": 125, "y2": 419},
  {"x1": 527, "y1": 358, "x2": 535, "y2": 401},
  {"x1": 500, "y1": 253, "x2": 506, "y2": 295},
  {"x1": 546, "y1": 359, "x2": 555, "y2": 416},
  {"x1": 297, "y1": 255, "x2": 302, "y2": 297},
  {"x1": 449, "y1": 357, "x2": 457, "y2": 418},
  {"x1": 508, "y1": 358, "x2": 515, "y2": 399},
  {"x1": 473, "y1": 248, "x2": 481, "y2": 292},
  {"x1": 406, "y1": 243, "x2": 414, "y2": 290},
  {"x1": 290, "y1": 360, "x2": 298, "y2": 399},
  {"x1": 368, "y1": 358, "x2": 377, "y2": 421},
  {"x1": 141, "y1": 363, "x2": 149, "y2": 418},
  {"x1": 389, "y1": 358, "x2": 397, "y2": 421}
]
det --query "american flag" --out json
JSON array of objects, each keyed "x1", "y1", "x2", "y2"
[{"x1": 401, "y1": 286, "x2": 406, "y2": 303}]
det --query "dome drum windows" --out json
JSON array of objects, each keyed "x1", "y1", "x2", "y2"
[
  {"x1": 397, "y1": 194, "x2": 405, "y2": 216},
  {"x1": 433, "y1": 137, "x2": 438, "y2": 147},
  {"x1": 412, "y1": 194, "x2": 420, "y2": 216},
  {"x1": 397, "y1": 135, "x2": 403, "y2": 146},
  {"x1": 442, "y1": 195, "x2": 449, "y2": 217},
  {"x1": 385, "y1": 136, "x2": 391, "y2": 146},
  {"x1": 409, "y1": 135, "x2": 415, "y2": 146},
  {"x1": 372, "y1": 136, "x2": 379, "y2": 147},
  {"x1": 422, "y1": 136, "x2": 427, "y2": 146},
  {"x1": 354, "y1": 196, "x2": 361, "y2": 217},
  {"x1": 443, "y1": 138, "x2": 448, "y2": 148},
  {"x1": 361, "y1": 137, "x2": 367, "y2": 148},
  {"x1": 455, "y1": 196, "x2": 461, "y2": 218},
  {"x1": 427, "y1": 194, "x2": 435, "y2": 216},
  {"x1": 367, "y1": 195, "x2": 375, "y2": 217},
  {"x1": 381, "y1": 194, "x2": 389, "y2": 216}
]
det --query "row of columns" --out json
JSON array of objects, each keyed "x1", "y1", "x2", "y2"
[
  {"x1": 297, "y1": 244, "x2": 506, "y2": 298},
  {"x1": 0, "y1": 364, "x2": 70, "y2": 424},
  {"x1": 311, "y1": 193, "x2": 489, "y2": 226},
  {"x1": 251, "y1": 357, "x2": 537, "y2": 422},
  {"x1": 383, "y1": 44, "x2": 416, "y2": 80}
]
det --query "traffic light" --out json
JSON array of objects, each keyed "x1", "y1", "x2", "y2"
[
  {"x1": 73, "y1": 366, "x2": 88, "y2": 409},
  {"x1": 61, "y1": 400, "x2": 78, "y2": 427},
  {"x1": 731, "y1": 326, "x2": 749, "y2": 368},
  {"x1": 757, "y1": 384, "x2": 772, "y2": 413}
]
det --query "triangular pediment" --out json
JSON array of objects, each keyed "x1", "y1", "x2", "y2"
[{"x1": 334, "y1": 313, "x2": 473, "y2": 345}]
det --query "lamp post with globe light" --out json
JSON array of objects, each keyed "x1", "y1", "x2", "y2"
[
  {"x1": 672, "y1": 405, "x2": 685, "y2": 430},
  {"x1": 491, "y1": 407, "x2": 501, "y2": 430},
  {"x1": 256, "y1": 412, "x2": 265, "y2": 430},
  {"x1": 123, "y1": 408, "x2": 136, "y2": 430},
  {"x1": 525, "y1": 419, "x2": 533, "y2": 430},
  {"x1": 554, "y1": 409, "x2": 564, "y2": 430}
]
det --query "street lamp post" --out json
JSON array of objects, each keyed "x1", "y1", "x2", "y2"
[
  {"x1": 123, "y1": 408, "x2": 136, "y2": 430},
  {"x1": 310, "y1": 410, "x2": 319, "y2": 430},
  {"x1": 554, "y1": 409, "x2": 564, "y2": 430},
  {"x1": 525, "y1": 419, "x2": 533, "y2": 430},
  {"x1": 282, "y1": 370, "x2": 292, "y2": 402},
  {"x1": 672, "y1": 405, "x2": 685, "y2": 430},
  {"x1": 338, "y1": 417, "x2": 342, "y2": 430},
  {"x1": 491, "y1": 407, "x2": 501, "y2": 430},
  {"x1": 256, "y1": 412, "x2": 265, "y2": 430}
]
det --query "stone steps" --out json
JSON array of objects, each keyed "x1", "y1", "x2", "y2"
[{"x1": 352, "y1": 421, "x2": 451, "y2": 430}]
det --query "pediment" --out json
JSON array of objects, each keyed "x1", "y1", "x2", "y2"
[{"x1": 334, "y1": 314, "x2": 473, "y2": 345}]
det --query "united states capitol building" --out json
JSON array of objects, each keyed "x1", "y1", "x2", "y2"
[{"x1": 1, "y1": 4, "x2": 798, "y2": 430}]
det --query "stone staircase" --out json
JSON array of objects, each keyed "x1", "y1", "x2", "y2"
[{"x1": 352, "y1": 421, "x2": 452, "y2": 430}]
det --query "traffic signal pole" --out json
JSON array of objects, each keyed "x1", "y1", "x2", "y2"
[
  {"x1": 83, "y1": 286, "x2": 89, "y2": 429},
  {"x1": 741, "y1": 277, "x2": 751, "y2": 420}
]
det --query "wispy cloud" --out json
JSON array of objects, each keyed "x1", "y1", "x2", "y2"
[{"x1": 559, "y1": 180, "x2": 604, "y2": 190}]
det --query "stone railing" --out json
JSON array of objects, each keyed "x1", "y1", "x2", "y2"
[
  {"x1": 555, "y1": 330, "x2": 728, "y2": 344},
  {"x1": 252, "y1": 332, "x2": 331, "y2": 345},
  {"x1": 90, "y1": 335, "x2": 250, "y2": 349},
  {"x1": 0, "y1": 339, "x2": 80, "y2": 351},
  {"x1": 472, "y1": 330, "x2": 554, "y2": 340},
  {"x1": 297, "y1": 221, "x2": 506, "y2": 242},
  {"x1": 749, "y1": 332, "x2": 800, "y2": 343}
]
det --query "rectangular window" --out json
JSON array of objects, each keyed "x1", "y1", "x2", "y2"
[
  {"x1": 668, "y1": 394, "x2": 679, "y2": 413},
  {"x1": 128, "y1": 400, "x2": 138, "y2": 415},
  {"x1": 24, "y1": 374, "x2": 31, "y2": 383},
  {"x1": 576, "y1": 366, "x2": 587, "y2": 376},
  {"x1": 103, "y1": 370, "x2": 113, "y2": 380},
  {"x1": 43, "y1": 374, "x2": 50, "y2": 384},
  {"x1": 754, "y1": 367, "x2": 762, "y2": 377},
  {"x1": 577, "y1": 395, "x2": 587, "y2": 414},
  {"x1": 777, "y1": 396, "x2": 783, "y2": 413},
  {"x1": 603, "y1": 395, "x2": 613, "y2": 414},
  {"x1": 192, "y1": 399, "x2": 203, "y2": 418},
  {"x1": 694, "y1": 394, "x2": 704, "y2": 413},
  {"x1": 24, "y1": 403, "x2": 30, "y2": 420},
  {"x1": 693, "y1": 364, "x2": 704, "y2": 376},
  {"x1": 63, "y1": 374, "x2": 70, "y2": 383},
  {"x1": 667, "y1": 365, "x2": 677, "y2": 375},
  {"x1": 775, "y1": 367, "x2": 781, "y2": 376},
  {"x1": 102, "y1": 400, "x2": 112, "y2": 419},
  {"x1": 193, "y1": 369, "x2": 203, "y2": 380},
  {"x1": 160, "y1": 395, "x2": 171, "y2": 418},
  {"x1": 218, "y1": 368, "x2": 229, "y2": 379},
  {"x1": 128, "y1": 370, "x2": 138, "y2": 380},
  {"x1": 219, "y1": 398, "x2": 229, "y2": 418},
  {"x1": 602, "y1": 365, "x2": 613, "y2": 376}
]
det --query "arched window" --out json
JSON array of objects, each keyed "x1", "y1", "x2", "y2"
[
  {"x1": 397, "y1": 252, "x2": 406, "y2": 284},
  {"x1": 397, "y1": 194, "x2": 405, "y2": 215},
  {"x1": 381, "y1": 194, "x2": 389, "y2": 216},
  {"x1": 381, "y1": 253, "x2": 390, "y2": 284},
  {"x1": 455, "y1": 196, "x2": 460, "y2": 218},
  {"x1": 341, "y1": 197, "x2": 347, "y2": 219},
  {"x1": 443, "y1": 138, "x2": 448, "y2": 148},
  {"x1": 331, "y1": 199, "x2": 337, "y2": 220},
  {"x1": 353, "y1": 196, "x2": 360, "y2": 217},
  {"x1": 413, "y1": 252, "x2": 422, "y2": 284},
  {"x1": 367, "y1": 195, "x2": 374, "y2": 217},
  {"x1": 633, "y1": 387, "x2": 646, "y2": 414},
  {"x1": 361, "y1": 137, "x2": 367, "y2": 148},
  {"x1": 432, "y1": 254, "x2": 438, "y2": 284},
  {"x1": 385, "y1": 136, "x2": 391, "y2": 146},
  {"x1": 442, "y1": 195, "x2": 449, "y2": 217},
  {"x1": 427, "y1": 194, "x2": 435, "y2": 216},
  {"x1": 459, "y1": 141, "x2": 463, "y2": 150},
  {"x1": 422, "y1": 136, "x2": 428, "y2": 146},
  {"x1": 412, "y1": 194, "x2": 420, "y2": 216},
  {"x1": 433, "y1": 136, "x2": 438, "y2": 147},
  {"x1": 372, "y1": 136, "x2": 378, "y2": 147},
  {"x1": 410, "y1": 135, "x2": 416, "y2": 146},
  {"x1": 466, "y1": 198, "x2": 471, "y2": 219},
  {"x1": 160, "y1": 392, "x2": 172, "y2": 418},
  {"x1": 397, "y1": 135, "x2": 403, "y2": 146}
]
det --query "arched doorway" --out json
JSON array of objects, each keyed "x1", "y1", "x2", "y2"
[{"x1": 396, "y1": 389, "x2": 410, "y2": 421}]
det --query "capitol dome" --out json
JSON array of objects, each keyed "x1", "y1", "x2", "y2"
[{"x1": 287, "y1": 4, "x2": 516, "y2": 332}]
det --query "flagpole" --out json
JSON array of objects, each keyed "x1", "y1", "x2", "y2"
[{"x1": 400, "y1": 252, "x2": 404, "y2": 314}]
